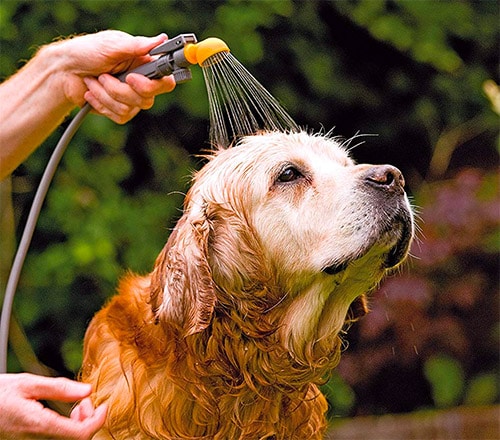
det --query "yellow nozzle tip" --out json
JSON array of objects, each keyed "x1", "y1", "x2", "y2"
[{"x1": 184, "y1": 37, "x2": 230, "y2": 66}]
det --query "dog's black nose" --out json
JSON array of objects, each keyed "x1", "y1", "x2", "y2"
[{"x1": 364, "y1": 165, "x2": 405, "y2": 192}]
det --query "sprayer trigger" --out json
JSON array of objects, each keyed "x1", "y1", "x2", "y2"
[
  {"x1": 173, "y1": 69, "x2": 192, "y2": 84},
  {"x1": 149, "y1": 33, "x2": 197, "y2": 56}
]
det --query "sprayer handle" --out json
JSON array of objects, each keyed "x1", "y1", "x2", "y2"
[
  {"x1": 118, "y1": 56, "x2": 193, "y2": 84},
  {"x1": 118, "y1": 53, "x2": 194, "y2": 83},
  {"x1": 117, "y1": 59, "x2": 167, "y2": 82}
]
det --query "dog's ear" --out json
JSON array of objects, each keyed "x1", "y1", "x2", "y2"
[
  {"x1": 149, "y1": 204, "x2": 216, "y2": 336},
  {"x1": 345, "y1": 294, "x2": 368, "y2": 323}
]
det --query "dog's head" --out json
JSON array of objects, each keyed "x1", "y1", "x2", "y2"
[{"x1": 150, "y1": 131, "x2": 413, "y2": 363}]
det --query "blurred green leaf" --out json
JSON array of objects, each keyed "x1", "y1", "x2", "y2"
[
  {"x1": 322, "y1": 372, "x2": 356, "y2": 417},
  {"x1": 424, "y1": 355, "x2": 465, "y2": 408},
  {"x1": 464, "y1": 373, "x2": 499, "y2": 406},
  {"x1": 62, "y1": 338, "x2": 84, "y2": 374}
]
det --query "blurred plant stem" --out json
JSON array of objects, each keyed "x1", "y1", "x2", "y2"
[
  {"x1": 0, "y1": 177, "x2": 14, "y2": 295},
  {"x1": 10, "y1": 311, "x2": 73, "y2": 414},
  {"x1": 428, "y1": 113, "x2": 491, "y2": 180}
]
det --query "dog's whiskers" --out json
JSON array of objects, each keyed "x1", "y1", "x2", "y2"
[{"x1": 339, "y1": 132, "x2": 377, "y2": 153}]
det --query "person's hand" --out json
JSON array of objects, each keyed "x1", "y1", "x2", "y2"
[
  {"x1": 48, "y1": 30, "x2": 176, "y2": 124},
  {"x1": 0, "y1": 373, "x2": 107, "y2": 439}
]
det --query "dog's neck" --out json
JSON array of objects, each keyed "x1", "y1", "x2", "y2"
[{"x1": 164, "y1": 304, "x2": 343, "y2": 393}]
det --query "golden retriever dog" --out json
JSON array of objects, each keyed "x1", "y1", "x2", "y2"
[{"x1": 81, "y1": 131, "x2": 413, "y2": 439}]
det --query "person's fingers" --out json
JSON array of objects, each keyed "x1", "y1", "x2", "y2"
[
  {"x1": 85, "y1": 96, "x2": 141, "y2": 124},
  {"x1": 85, "y1": 91, "x2": 141, "y2": 125},
  {"x1": 84, "y1": 75, "x2": 142, "y2": 111},
  {"x1": 70, "y1": 397, "x2": 95, "y2": 421},
  {"x1": 95, "y1": 32, "x2": 169, "y2": 74},
  {"x1": 80, "y1": 42, "x2": 177, "y2": 124},
  {"x1": 33, "y1": 403, "x2": 107, "y2": 439},
  {"x1": 18, "y1": 374, "x2": 92, "y2": 402},
  {"x1": 127, "y1": 33, "x2": 168, "y2": 58},
  {"x1": 99, "y1": 74, "x2": 156, "y2": 109},
  {"x1": 61, "y1": 31, "x2": 172, "y2": 82},
  {"x1": 83, "y1": 77, "x2": 141, "y2": 124},
  {"x1": 125, "y1": 73, "x2": 176, "y2": 97},
  {"x1": 97, "y1": 73, "x2": 175, "y2": 108}
]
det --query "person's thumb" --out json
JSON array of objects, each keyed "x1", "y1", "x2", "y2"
[{"x1": 131, "y1": 33, "x2": 168, "y2": 57}]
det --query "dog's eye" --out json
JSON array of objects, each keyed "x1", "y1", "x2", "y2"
[{"x1": 277, "y1": 166, "x2": 303, "y2": 183}]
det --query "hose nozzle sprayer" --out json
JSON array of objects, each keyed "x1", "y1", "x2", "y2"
[{"x1": 118, "y1": 33, "x2": 230, "y2": 83}]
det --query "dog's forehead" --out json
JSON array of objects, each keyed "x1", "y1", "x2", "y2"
[
  {"x1": 229, "y1": 132, "x2": 352, "y2": 167},
  {"x1": 194, "y1": 132, "x2": 354, "y2": 196}
]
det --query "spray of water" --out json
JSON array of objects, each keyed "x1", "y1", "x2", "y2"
[{"x1": 201, "y1": 52, "x2": 299, "y2": 148}]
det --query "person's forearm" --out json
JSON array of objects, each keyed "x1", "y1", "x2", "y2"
[
  {"x1": 0, "y1": 31, "x2": 177, "y2": 180},
  {"x1": 0, "y1": 43, "x2": 76, "y2": 179}
]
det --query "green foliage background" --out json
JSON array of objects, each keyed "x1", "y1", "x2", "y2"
[{"x1": 1, "y1": 0, "x2": 498, "y2": 418}]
